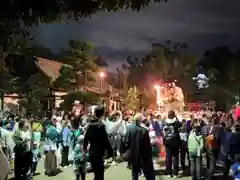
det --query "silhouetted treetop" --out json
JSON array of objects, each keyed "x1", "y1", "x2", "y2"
[{"x1": 1, "y1": 0, "x2": 166, "y2": 26}]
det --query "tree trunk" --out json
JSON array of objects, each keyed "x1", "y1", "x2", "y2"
[
  {"x1": 83, "y1": 71, "x2": 87, "y2": 113},
  {"x1": 0, "y1": 91, "x2": 3, "y2": 111},
  {"x1": 0, "y1": 51, "x2": 10, "y2": 110}
]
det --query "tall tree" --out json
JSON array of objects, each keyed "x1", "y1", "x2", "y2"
[
  {"x1": 200, "y1": 46, "x2": 240, "y2": 109},
  {"x1": 54, "y1": 40, "x2": 99, "y2": 91},
  {"x1": 0, "y1": 0, "x2": 166, "y2": 109},
  {"x1": 108, "y1": 68, "x2": 127, "y2": 91},
  {"x1": 123, "y1": 41, "x2": 197, "y2": 106},
  {"x1": 1, "y1": 0, "x2": 166, "y2": 27},
  {"x1": 0, "y1": 25, "x2": 36, "y2": 110},
  {"x1": 123, "y1": 86, "x2": 140, "y2": 110},
  {"x1": 18, "y1": 73, "x2": 51, "y2": 116}
]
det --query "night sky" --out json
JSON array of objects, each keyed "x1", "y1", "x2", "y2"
[{"x1": 31, "y1": 0, "x2": 240, "y2": 69}]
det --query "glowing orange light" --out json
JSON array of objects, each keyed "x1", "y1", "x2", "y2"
[
  {"x1": 154, "y1": 85, "x2": 160, "y2": 89},
  {"x1": 99, "y1": 72, "x2": 105, "y2": 78}
]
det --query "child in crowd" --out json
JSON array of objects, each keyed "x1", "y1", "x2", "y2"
[
  {"x1": 31, "y1": 141, "x2": 41, "y2": 177},
  {"x1": 230, "y1": 155, "x2": 240, "y2": 180},
  {"x1": 61, "y1": 121, "x2": 71, "y2": 167},
  {"x1": 188, "y1": 125, "x2": 204, "y2": 180},
  {"x1": 73, "y1": 135, "x2": 88, "y2": 180}
]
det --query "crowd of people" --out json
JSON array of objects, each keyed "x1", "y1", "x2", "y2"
[{"x1": 1, "y1": 108, "x2": 240, "y2": 180}]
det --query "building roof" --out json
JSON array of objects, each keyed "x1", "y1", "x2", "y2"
[
  {"x1": 35, "y1": 57, "x2": 62, "y2": 82},
  {"x1": 35, "y1": 57, "x2": 120, "y2": 95}
]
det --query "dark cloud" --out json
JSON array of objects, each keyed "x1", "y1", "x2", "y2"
[{"x1": 31, "y1": 0, "x2": 240, "y2": 68}]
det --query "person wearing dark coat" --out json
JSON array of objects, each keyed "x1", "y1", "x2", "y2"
[
  {"x1": 125, "y1": 113, "x2": 155, "y2": 180},
  {"x1": 222, "y1": 123, "x2": 240, "y2": 179},
  {"x1": 207, "y1": 118, "x2": 225, "y2": 180},
  {"x1": 83, "y1": 107, "x2": 112, "y2": 180}
]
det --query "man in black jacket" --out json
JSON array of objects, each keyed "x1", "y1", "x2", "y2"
[
  {"x1": 125, "y1": 113, "x2": 155, "y2": 180},
  {"x1": 83, "y1": 107, "x2": 112, "y2": 180}
]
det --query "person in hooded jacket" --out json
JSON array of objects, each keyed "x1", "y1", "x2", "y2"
[
  {"x1": 162, "y1": 110, "x2": 182, "y2": 178},
  {"x1": 83, "y1": 107, "x2": 112, "y2": 180}
]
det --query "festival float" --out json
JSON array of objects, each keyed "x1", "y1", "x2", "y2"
[{"x1": 154, "y1": 82, "x2": 185, "y2": 114}]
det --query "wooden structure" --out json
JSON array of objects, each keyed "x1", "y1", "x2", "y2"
[
  {"x1": 1, "y1": 55, "x2": 122, "y2": 111},
  {"x1": 35, "y1": 57, "x2": 122, "y2": 110}
]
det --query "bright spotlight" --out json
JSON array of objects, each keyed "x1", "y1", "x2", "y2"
[{"x1": 154, "y1": 85, "x2": 160, "y2": 89}]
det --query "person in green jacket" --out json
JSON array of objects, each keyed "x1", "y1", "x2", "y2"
[
  {"x1": 188, "y1": 125, "x2": 204, "y2": 180},
  {"x1": 73, "y1": 135, "x2": 88, "y2": 180}
]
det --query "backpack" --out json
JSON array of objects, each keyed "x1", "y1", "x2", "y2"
[
  {"x1": 13, "y1": 131, "x2": 27, "y2": 154},
  {"x1": 205, "y1": 134, "x2": 218, "y2": 150},
  {"x1": 162, "y1": 122, "x2": 180, "y2": 145},
  {"x1": 189, "y1": 133, "x2": 203, "y2": 156}
]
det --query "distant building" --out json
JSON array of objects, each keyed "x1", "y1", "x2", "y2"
[{"x1": 2, "y1": 55, "x2": 121, "y2": 111}]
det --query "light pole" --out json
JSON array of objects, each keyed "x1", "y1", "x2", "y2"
[
  {"x1": 99, "y1": 72, "x2": 105, "y2": 106},
  {"x1": 154, "y1": 85, "x2": 162, "y2": 111},
  {"x1": 99, "y1": 72, "x2": 105, "y2": 93},
  {"x1": 0, "y1": 55, "x2": 4, "y2": 111}
]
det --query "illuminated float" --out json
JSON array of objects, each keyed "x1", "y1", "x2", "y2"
[{"x1": 154, "y1": 82, "x2": 184, "y2": 114}]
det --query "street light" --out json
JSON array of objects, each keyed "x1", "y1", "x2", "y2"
[
  {"x1": 154, "y1": 84, "x2": 161, "y2": 111},
  {"x1": 154, "y1": 85, "x2": 160, "y2": 90},
  {"x1": 99, "y1": 72, "x2": 105, "y2": 78},
  {"x1": 99, "y1": 72, "x2": 105, "y2": 93}
]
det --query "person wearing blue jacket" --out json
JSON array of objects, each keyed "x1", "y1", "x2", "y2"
[
  {"x1": 151, "y1": 115, "x2": 163, "y2": 137},
  {"x1": 223, "y1": 123, "x2": 240, "y2": 180},
  {"x1": 230, "y1": 154, "x2": 240, "y2": 180},
  {"x1": 60, "y1": 121, "x2": 71, "y2": 167}
]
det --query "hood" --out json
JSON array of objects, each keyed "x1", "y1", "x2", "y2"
[
  {"x1": 166, "y1": 117, "x2": 177, "y2": 124},
  {"x1": 90, "y1": 120, "x2": 105, "y2": 129}
]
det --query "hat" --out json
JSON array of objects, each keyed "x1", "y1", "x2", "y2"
[
  {"x1": 78, "y1": 135, "x2": 84, "y2": 143},
  {"x1": 133, "y1": 113, "x2": 144, "y2": 122}
]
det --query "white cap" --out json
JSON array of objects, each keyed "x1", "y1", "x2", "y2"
[
  {"x1": 78, "y1": 135, "x2": 84, "y2": 143},
  {"x1": 133, "y1": 113, "x2": 144, "y2": 122}
]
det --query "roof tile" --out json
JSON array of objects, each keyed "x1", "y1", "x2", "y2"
[{"x1": 35, "y1": 57, "x2": 62, "y2": 82}]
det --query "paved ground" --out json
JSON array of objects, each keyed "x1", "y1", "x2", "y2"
[
  {"x1": 16, "y1": 159, "x2": 190, "y2": 180},
  {"x1": 9, "y1": 157, "x2": 228, "y2": 180}
]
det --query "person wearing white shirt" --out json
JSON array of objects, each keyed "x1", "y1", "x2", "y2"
[
  {"x1": 0, "y1": 123, "x2": 11, "y2": 154},
  {"x1": 13, "y1": 119, "x2": 32, "y2": 179},
  {"x1": 0, "y1": 119, "x2": 12, "y2": 180}
]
